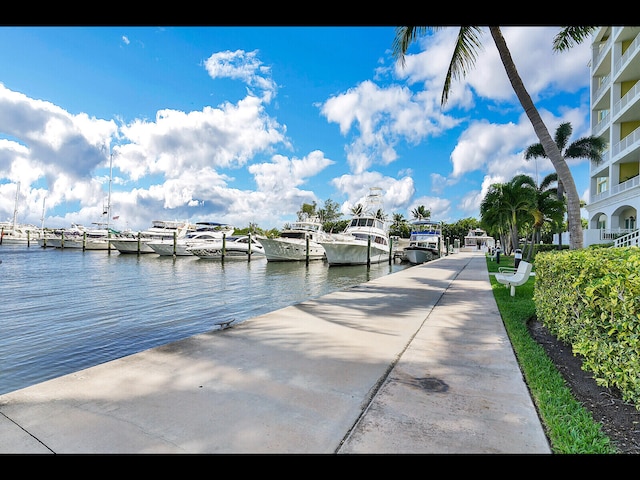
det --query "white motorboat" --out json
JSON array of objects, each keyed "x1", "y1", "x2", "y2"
[
  {"x1": 187, "y1": 235, "x2": 264, "y2": 259},
  {"x1": 38, "y1": 224, "x2": 86, "y2": 249},
  {"x1": 110, "y1": 220, "x2": 194, "y2": 254},
  {"x1": 0, "y1": 183, "x2": 41, "y2": 246},
  {"x1": 403, "y1": 219, "x2": 444, "y2": 265},
  {"x1": 320, "y1": 187, "x2": 391, "y2": 266},
  {"x1": 0, "y1": 221, "x2": 41, "y2": 246},
  {"x1": 147, "y1": 222, "x2": 235, "y2": 256},
  {"x1": 51, "y1": 223, "x2": 128, "y2": 251},
  {"x1": 257, "y1": 216, "x2": 332, "y2": 262}
]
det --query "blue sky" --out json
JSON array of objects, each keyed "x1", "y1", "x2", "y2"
[{"x1": 0, "y1": 26, "x2": 593, "y2": 232}]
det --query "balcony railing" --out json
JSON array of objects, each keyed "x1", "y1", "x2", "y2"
[
  {"x1": 593, "y1": 111, "x2": 610, "y2": 136},
  {"x1": 612, "y1": 125, "x2": 640, "y2": 158},
  {"x1": 592, "y1": 74, "x2": 610, "y2": 104},
  {"x1": 590, "y1": 175, "x2": 640, "y2": 204},
  {"x1": 592, "y1": 37, "x2": 612, "y2": 69},
  {"x1": 612, "y1": 80, "x2": 640, "y2": 118},
  {"x1": 614, "y1": 32, "x2": 640, "y2": 73},
  {"x1": 601, "y1": 228, "x2": 635, "y2": 240}
]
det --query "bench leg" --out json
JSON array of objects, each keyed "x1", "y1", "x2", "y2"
[{"x1": 510, "y1": 285, "x2": 515, "y2": 297}]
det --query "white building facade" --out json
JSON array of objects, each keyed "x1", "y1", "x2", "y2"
[{"x1": 585, "y1": 26, "x2": 640, "y2": 247}]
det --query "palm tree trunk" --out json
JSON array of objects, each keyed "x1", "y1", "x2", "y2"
[{"x1": 489, "y1": 27, "x2": 583, "y2": 250}]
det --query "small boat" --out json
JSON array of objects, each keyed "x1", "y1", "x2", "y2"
[
  {"x1": 109, "y1": 220, "x2": 194, "y2": 254},
  {"x1": 38, "y1": 224, "x2": 86, "y2": 249},
  {"x1": 51, "y1": 223, "x2": 125, "y2": 251},
  {"x1": 257, "y1": 216, "x2": 332, "y2": 262},
  {"x1": 0, "y1": 183, "x2": 41, "y2": 246},
  {"x1": 187, "y1": 235, "x2": 264, "y2": 259},
  {"x1": 147, "y1": 222, "x2": 235, "y2": 256},
  {"x1": 403, "y1": 219, "x2": 444, "y2": 265},
  {"x1": 320, "y1": 187, "x2": 391, "y2": 266},
  {"x1": 0, "y1": 221, "x2": 41, "y2": 246}
]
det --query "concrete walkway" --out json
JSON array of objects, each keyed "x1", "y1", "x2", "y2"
[{"x1": 0, "y1": 251, "x2": 550, "y2": 454}]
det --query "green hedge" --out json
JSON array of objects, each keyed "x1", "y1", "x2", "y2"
[{"x1": 533, "y1": 248, "x2": 640, "y2": 408}]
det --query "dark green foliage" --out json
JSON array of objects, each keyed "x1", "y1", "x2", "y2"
[{"x1": 534, "y1": 248, "x2": 640, "y2": 408}]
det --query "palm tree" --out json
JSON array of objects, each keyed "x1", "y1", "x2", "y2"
[
  {"x1": 351, "y1": 203, "x2": 364, "y2": 216},
  {"x1": 392, "y1": 26, "x2": 596, "y2": 250},
  {"x1": 521, "y1": 172, "x2": 565, "y2": 259},
  {"x1": 411, "y1": 205, "x2": 431, "y2": 220},
  {"x1": 524, "y1": 121, "x2": 606, "y2": 248},
  {"x1": 480, "y1": 175, "x2": 537, "y2": 254}
]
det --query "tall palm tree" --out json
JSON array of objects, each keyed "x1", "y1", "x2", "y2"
[
  {"x1": 524, "y1": 121, "x2": 606, "y2": 247},
  {"x1": 392, "y1": 26, "x2": 596, "y2": 250}
]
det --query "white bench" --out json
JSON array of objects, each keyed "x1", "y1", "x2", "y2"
[{"x1": 494, "y1": 261, "x2": 533, "y2": 297}]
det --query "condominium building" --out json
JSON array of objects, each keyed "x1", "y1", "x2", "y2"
[{"x1": 585, "y1": 26, "x2": 640, "y2": 247}]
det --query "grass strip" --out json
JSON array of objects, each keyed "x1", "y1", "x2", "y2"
[{"x1": 486, "y1": 255, "x2": 616, "y2": 454}]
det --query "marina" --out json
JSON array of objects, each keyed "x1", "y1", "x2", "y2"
[{"x1": 0, "y1": 243, "x2": 410, "y2": 396}]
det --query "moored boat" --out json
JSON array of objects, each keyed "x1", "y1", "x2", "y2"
[
  {"x1": 110, "y1": 220, "x2": 194, "y2": 254},
  {"x1": 0, "y1": 183, "x2": 41, "y2": 246},
  {"x1": 257, "y1": 216, "x2": 331, "y2": 262},
  {"x1": 403, "y1": 219, "x2": 444, "y2": 265},
  {"x1": 147, "y1": 222, "x2": 235, "y2": 256},
  {"x1": 187, "y1": 235, "x2": 264, "y2": 259},
  {"x1": 0, "y1": 222, "x2": 41, "y2": 246},
  {"x1": 319, "y1": 187, "x2": 391, "y2": 266}
]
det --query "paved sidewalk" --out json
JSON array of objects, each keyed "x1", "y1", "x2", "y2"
[{"x1": 0, "y1": 251, "x2": 550, "y2": 454}]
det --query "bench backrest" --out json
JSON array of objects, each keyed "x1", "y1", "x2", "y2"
[
  {"x1": 516, "y1": 261, "x2": 531, "y2": 275},
  {"x1": 511, "y1": 261, "x2": 532, "y2": 284}
]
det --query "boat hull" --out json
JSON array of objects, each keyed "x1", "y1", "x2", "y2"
[
  {"x1": 110, "y1": 238, "x2": 156, "y2": 254},
  {"x1": 187, "y1": 236, "x2": 264, "y2": 259},
  {"x1": 188, "y1": 247, "x2": 265, "y2": 259},
  {"x1": 321, "y1": 241, "x2": 389, "y2": 266},
  {"x1": 147, "y1": 241, "x2": 189, "y2": 256},
  {"x1": 404, "y1": 247, "x2": 438, "y2": 265},
  {"x1": 259, "y1": 237, "x2": 325, "y2": 262}
]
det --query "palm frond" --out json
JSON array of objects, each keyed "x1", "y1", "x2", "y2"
[
  {"x1": 553, "y1": 26, "x2": 597, "y2": 52},
  {"x1": 442, "y1": 26, "x2": 484, "y2": 106},
  {"x1": 392, "y1": 26, "x2": 433, "y2": 68}
]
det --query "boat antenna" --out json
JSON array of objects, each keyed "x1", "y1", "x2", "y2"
[
  {"x1": 40, "y1": 196, "x2": 47, "y2": 233},
  {"x1": 107, "y1": 148, "x2": 114, "y2": 231},
  {"x1": 12, "y1": 181, "x2": 20, "y2": 230}
]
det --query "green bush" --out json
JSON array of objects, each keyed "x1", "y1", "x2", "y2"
[{"x1": 534, "y1": 248, "x2": 640, "y2": 408}]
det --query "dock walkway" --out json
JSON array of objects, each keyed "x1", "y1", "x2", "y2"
[{"x1": 0, "y1": 251, "x2": 550, "y2": 454}]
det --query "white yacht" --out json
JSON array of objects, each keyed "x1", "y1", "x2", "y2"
[
  {"x1": 0, "y1": 182, "x2": 41, "y2": 246},
  {"x1": 147, "y1": 222, "x2": 235, "y2": 256},
  {"x1": 0, "y1": 221, "x2": 41, "y2": 246},
  {"x1": 109, "y1": 220, "x2": 193, "y2": 254},
  {"x1": 38, "y1": 224, "x2": 86, "y2": 249},
  {"x1": 187, "y1": 235, "x2": 264, "y2": 259},
  {"x1": 257, "y1": 216, "x2": 331, "y2": 262},
  {"x1": 320, "y1": 187, "x2": 391, "y2": 266}
]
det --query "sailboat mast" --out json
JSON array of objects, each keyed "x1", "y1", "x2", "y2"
[
  {"x1": 107, "y1": 150, "x2": 113, "y2": 231},
  {"x1": 12, "y1": 182, "x2": 20, "y2": 230},
  {"x1": 40, "y1": 196, "x2": 47, "y2": 232}
]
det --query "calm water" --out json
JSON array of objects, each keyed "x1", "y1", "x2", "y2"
[{"x1": 1, "y1": 244, "x2": 409, "y2": 395}]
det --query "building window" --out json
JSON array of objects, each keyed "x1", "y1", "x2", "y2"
[
  {"x1": 598, "y1": 215, "x2": 607, "y2": 230},
  {"x1": 596, "y1": 177, "x2": 608, "y2": 193},
  {"x1": 625, "y1": 216, "x2": 636, "y2": 230}
]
